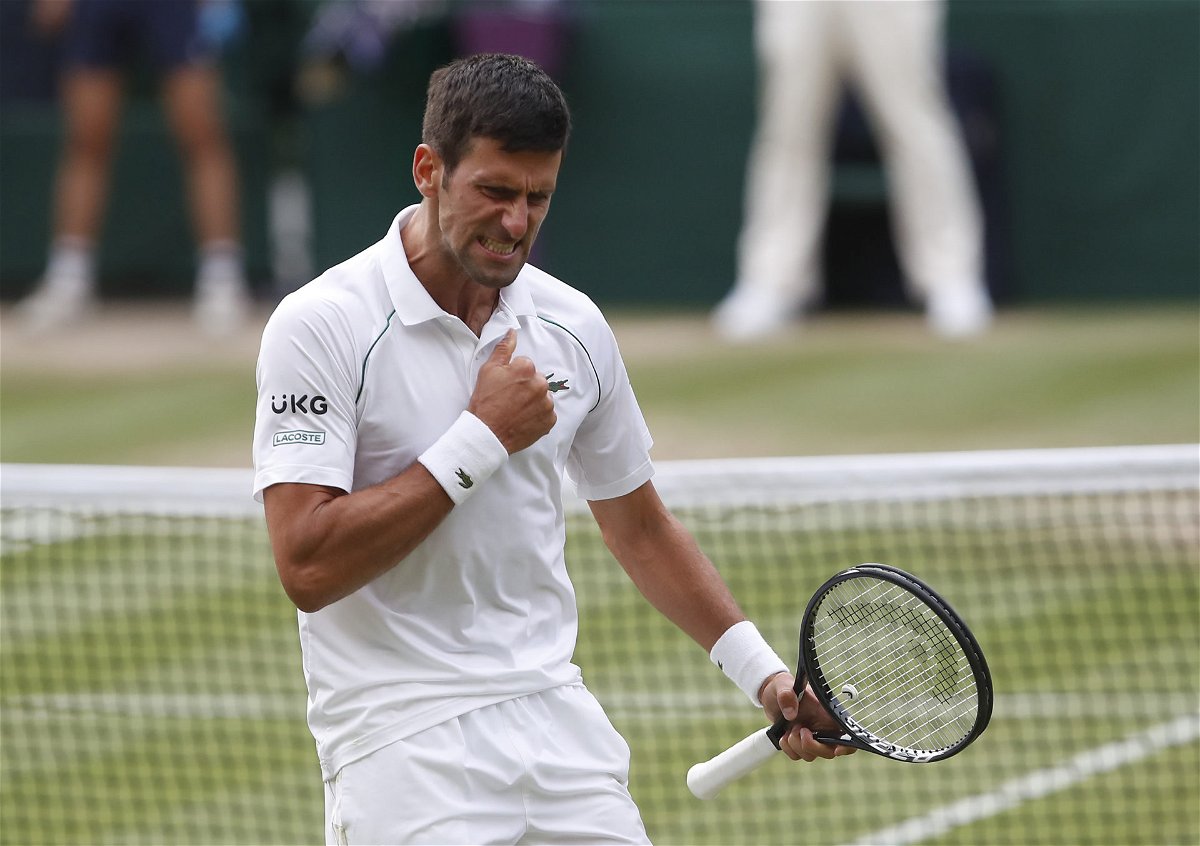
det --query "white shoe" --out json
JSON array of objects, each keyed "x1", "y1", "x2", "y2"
[
  {"x1": 712, "y1": 291, "x2": 795, "y2": 343},
  {"x1": 194, "y1": 276, "x2": 251, "y2": 336},
  {"x1": 927, "y1": 286, "x2": 993, "y2": 339},
  {"x1": 15, "y1": 274, "x2": 95, "y2": 333}
]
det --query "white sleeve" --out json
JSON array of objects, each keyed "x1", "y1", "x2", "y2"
[
  {"x1": 252, "y1": 293, "x2": 360, "y2": 501},
  {"x1": 566, "y1": 321, "x2": 654, "y2": 501}
]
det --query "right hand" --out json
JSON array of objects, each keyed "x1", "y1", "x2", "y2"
[
  {"x1": 760, "y1": 673, "x2": 857, "y2": 762},
  {"x1": 468, "y1": 329, "x2": 556, "y2": 454}
]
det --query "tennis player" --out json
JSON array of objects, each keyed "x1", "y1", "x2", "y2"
[{"x1": 253, "y1": 53, "x2": 852, "y2": 846}]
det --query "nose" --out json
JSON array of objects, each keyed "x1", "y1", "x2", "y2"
[{"x1": 501, "y1": 198, "x2": 530, "y2": 241}]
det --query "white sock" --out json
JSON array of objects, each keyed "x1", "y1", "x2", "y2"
[
  {"x1": 197, "y1": 241, "x2": 246, "y2": 289},
  {"x1": 43, "y1": 238, "x2": 96, "y2": 290}
]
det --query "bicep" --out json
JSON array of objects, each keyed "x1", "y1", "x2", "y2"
[
  {"x1": 588, "y1": 480, "x2": 695, "y2": 576},
  {"x1": 588, "y1": 481, "x2": 668, "y2": 552},
  {"x1": 263, "y1": 482, "x2": 346, "y2": 559}
]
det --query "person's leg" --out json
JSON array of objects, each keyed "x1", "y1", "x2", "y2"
[
  {"x1": 325, "y1": 712, "x2": 527, "y2": 845},
  {"x1": 18, "y1": 68, "x2": 123, "y2": 331},
  {"x1": 844, "y1": 0, "x2": 991, "y2": 337},
  {"x1": 521, "y1": 685, "x2": 650, "y2": 845},
  {"x1": 713, "y1": 0, "x2": 841, "y2": 342},
  {"x1": 161, "y1": 63, "x2": 240, "y2": 248},
  {"x1": 160, "y1": 62, "x2": 250, "y2": 334},
  {"x1": 324, "y1": 688, "x2": 647, "y2": 845}
]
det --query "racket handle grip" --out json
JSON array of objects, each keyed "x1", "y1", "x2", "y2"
[{"x1": 687, "y1": 728, "x2": 778, "y2": 800}]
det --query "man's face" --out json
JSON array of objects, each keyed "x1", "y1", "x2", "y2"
[{"x1": 434, "y1": 136, "x2": 562, "y2": 290}]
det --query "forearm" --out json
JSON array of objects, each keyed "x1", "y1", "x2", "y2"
[
  {"x1": 264, "y1": 464, "x2": 453, "y2": 612},
  {"x1": 590, "y1": 482, "x2": 787, "y2": 704},
  {"x1": 596, "y1": 498, "x2": 744, "y2": 651}
]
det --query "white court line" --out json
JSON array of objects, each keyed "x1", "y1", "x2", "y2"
[{"x1": 843, "y1": 712, "x2": 1200, "y2": 846}]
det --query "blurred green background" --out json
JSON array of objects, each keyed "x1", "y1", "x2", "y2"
[
  {"x1": 1, "y1": 305, "x2": 1196, "y2": 467},
  {"x1": 2, "y1": 0, "x2": 1196, "y2": 463}
]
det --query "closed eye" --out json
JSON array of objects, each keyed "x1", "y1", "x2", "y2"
[{"x1": 480, "y1": 185, "x2": 517, "y2": 201}]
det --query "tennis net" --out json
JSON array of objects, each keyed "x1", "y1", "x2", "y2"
[{"x1": 2, "y1": 445, "x2": 1197, "y2": 845}]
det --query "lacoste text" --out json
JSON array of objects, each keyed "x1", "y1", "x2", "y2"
[{"x1": 273, "y1": 430, "x2": 326, "y2": 446}]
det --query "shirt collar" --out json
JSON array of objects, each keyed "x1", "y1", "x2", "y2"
[{"x1": 379, "y1": 204, "x2": 538, "y2": 327}]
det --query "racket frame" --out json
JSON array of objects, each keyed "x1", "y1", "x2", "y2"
[
  {"x1": 766, "y1": 564, "x2": 993, "y2": 763},
  {"x1": 687, "y1": 563, "x2": 994, "y2": 800}
]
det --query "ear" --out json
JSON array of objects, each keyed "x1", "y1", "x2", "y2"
[{"x1": 413, "y1": 144, "x2": 442, "y2": 199}]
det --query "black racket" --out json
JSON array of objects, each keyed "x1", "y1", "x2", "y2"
[{"x1": 687, "y1": 563, "x2": 993, "y2": 799}]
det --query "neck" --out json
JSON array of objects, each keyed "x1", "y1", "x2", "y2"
[{"x1": 401, "y1": 204, "x2": 500, "y2": 336}]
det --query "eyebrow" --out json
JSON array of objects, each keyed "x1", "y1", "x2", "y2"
[{"x1": 479, "y1": 182, "x2": 555, "y2": 199}]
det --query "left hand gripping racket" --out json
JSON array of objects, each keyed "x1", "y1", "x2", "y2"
[{"x1": 688, "y1": 563, "x2": 993, "y2": 799}]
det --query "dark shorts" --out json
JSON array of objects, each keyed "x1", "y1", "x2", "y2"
[{"x1": 62, "y1": 0, "x2": 212, "y2": 74}]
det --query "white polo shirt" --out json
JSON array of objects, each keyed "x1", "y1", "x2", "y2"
[{"x1": 252, "y1": 206, "x2": 654, "y2": 781}]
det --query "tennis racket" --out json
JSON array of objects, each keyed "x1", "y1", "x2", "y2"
[{"x1": 687, "y1": 563, "x2": 992, "y2": 799}]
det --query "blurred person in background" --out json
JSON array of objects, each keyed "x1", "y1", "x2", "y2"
[
  {"x1": 296, "y1": 0, "x2": 570, "y2": 103},
  {"x1": 16, "y1": 0, "x2": 251, "y2": 335},
  {"x1": 295, "y1": 0, "x2": 572, "y2": 270},
  {"x1": 714, "y1": 0, "x2": 993, "y2": 342}
]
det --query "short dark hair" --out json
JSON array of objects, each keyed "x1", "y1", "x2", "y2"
[{"x1": 422, "y1": 53, "x2": 571, "y2": 174}]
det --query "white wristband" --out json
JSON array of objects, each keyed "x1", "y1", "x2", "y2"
[
  {"x1": 709, "y1": 621, "x2": 789, "y2": 707},
  {"x1": 417, "y1": 411, "x2": 509, "y2": 505}
]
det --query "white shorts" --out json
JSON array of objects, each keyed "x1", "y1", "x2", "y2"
[{"x1": 323, "y1": 683, "x2": 650, "y2": 845}]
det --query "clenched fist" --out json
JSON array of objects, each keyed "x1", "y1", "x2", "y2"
[{"x1": 468, "y1": 329, "x2": 556, "y2": 454}]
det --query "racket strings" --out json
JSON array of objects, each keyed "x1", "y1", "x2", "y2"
[
  {"x1": 826, "y1": 599, "x2": 961, "y2": 698},
  {"x1": 845, "y1": 665, "x2": 977, "y2": 749},
  {"x1": 811, "y1": 579, "x2": 979, "y2": 751},
  {"x1": 820, "y1": 614, "x2": 976, "y2": 749},
  {"x1": 819, "y1": 646, "x2": 974, "y2": 750},
  {"x1": 822, "y1": 635, "x2": 973, "y2": 748},
  {"x1": 838, "y1": 598, "x2": 966, "y2": 703},
  {"x1": 818, "y1": 594, "x2": 975, "y2": 744},
  {"x1": 833, "y1": 644, "x2": 969, "y2": 715}
]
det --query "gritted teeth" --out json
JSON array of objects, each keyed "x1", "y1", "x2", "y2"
[{"x1": 480, "y1": 236, "x2": 517, "y2": 256}]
